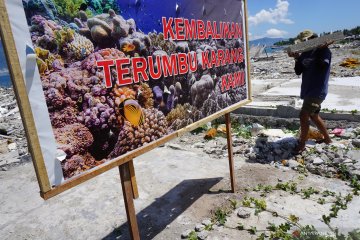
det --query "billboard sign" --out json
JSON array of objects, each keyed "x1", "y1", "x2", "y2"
[{"x1": 1, "y1": 0, "x2": 250, "y2": 198}]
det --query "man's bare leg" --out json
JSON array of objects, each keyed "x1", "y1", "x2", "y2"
[
  {"x1": 296, "y1": 110, "x2": 310, "y2": 152},
  {"x1": 310, "y1": 114, "x2": 332, "y2": 144}
]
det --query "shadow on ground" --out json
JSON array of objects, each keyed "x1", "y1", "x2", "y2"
[{"x1": 103, "y1": 178, "x2": 222, "y2": 240}]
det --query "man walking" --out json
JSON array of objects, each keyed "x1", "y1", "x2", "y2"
[{"x1": 289, "y1": 30, "x2": 332, "y2": 152}]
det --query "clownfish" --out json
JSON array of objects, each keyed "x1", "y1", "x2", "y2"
[
  {"x1": 122, "y1": 43, "x2": 136, "y2": 52},
  {"x1": 119, "y1": 99, "x2": 144, "y2": 127}
]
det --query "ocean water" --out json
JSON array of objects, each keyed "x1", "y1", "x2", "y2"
[
  {"x1": 117, "y1": 0, "x2": 243, "y2": 34},
  {"x1": 0, "y1": 75, "x2": 12, "y2": 88}
]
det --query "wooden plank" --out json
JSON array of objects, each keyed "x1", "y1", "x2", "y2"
[
  {"x1": 0, "y1": 0, "x2": 51, "y2": 193},
  {"x1": 129, "y1": 160, "x2": 139, "y2": 199},
  {"x1": 244, "y1": 0, "x2": 253, "y2": 102},
  {"x1": 225, "y1": 113, "x2": 235, "y2": 193},
  {"x1": 119, "y1": 163, "x2": 140, "y2": 240}
]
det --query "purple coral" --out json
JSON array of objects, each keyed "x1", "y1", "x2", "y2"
[
  {"x1": 49, "y1": 106, "x2": 79, "y2": 128},
  {"x1": 54, "y1": 123, "x2": 94, "y2": 157},
  {"x1": 79, "y1": 94, "x2": 117, "y2": 131}
]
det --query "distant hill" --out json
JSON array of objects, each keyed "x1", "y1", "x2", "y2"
[{"x1": 249, "y1": 37, "x2": 285, "y2": 47}]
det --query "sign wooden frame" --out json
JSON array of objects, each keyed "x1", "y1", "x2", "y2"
[{"x1": 1, "y1": 0, "x2": 251, "y2": 238}]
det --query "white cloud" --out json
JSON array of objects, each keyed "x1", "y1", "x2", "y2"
[
  {"x1": 266, "y1": 28, "x2": 288, "y2": 38},
  {"x1": 0, "y1": 68, "x2": 9, "y2": 77},
  {"x1": 249, "y1": 0, "x2": 294, "y2": 26}
]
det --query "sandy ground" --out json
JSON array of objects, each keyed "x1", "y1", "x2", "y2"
[{"x1": 1, "y1": 133, "x2": 360, "y2": 240}]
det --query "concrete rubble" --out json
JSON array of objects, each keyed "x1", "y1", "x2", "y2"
[{"x1": 0, "y1": 87, "x2": 29, "y2": 169}]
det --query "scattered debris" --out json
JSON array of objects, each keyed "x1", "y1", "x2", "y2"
[{"x1": 339, "y1": 58, "x2": 360, "y2": 68}]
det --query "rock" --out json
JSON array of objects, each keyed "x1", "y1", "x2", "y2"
[
  {"x1": 1, "y1": 166, "x2": 8, "y2": 171},
  {"x1": 0, "y1": 106, "x2": 8, "y2": 115},
  {"x1": 0, "y1": 140, "x2": 9, "y2": 154},
  {"x1": 251, "y1": 123, "x2": 265, "y2": 136},
  {"x1": 202, "y1": 219, "x2": 212, "y2": 226},
  {"x1": 166, "y1": 143, "x2": 184, "y2": 150},
  {"x1": 315, "y1": 145, "x2": 323, "y2": 153},
  {"x1": 181, "y1": 229, "x2": 192, "y2": 239},
  {"x1": 0, "y1": 150, "x2": 20, "y2": 167},
  {"x1": 249, "y1": 153, "x2": 257, "y2": 160},
  {"x1": 274, "y1": 148, "x2": 282, "y2": 155},
  {"x1": 7, "y1": 142, "x2": 17, "y2": 151},
  {"x1": 343, "y1": 159, "x2": 353, "y2": 164},
  {"x1": 347, "y1": 150, "x2": 360, "y2": 161},
  {"x1": 197, "y1": 230, "x2": 209, "y2": 240},
  {"x1": 320, "y1": 153, "x2": 330, "y2": 163},
  {"x1": 233, "y1": 146, "x2": 243, "y2": 154},
  {"x1": 288, "y1": 160, "x2": 300, "y2": 169},
  {"x1": 237, "y1": 207, "x2": 251, "y2": 218},
  {"x1": 267, "y1": 155, "x2": 275, "y2": 162},
  {"x1": 193, "y1": 142, "x2": 205, "y2": 148},
  {"x1": 180, "y1": 137, "x2": 189, "y2": 143},
  {"x1": 352, "y1": 139, "x2": 360, "y2": 148},
  {"x1": 260, "y1": 129, "x2": 286, "y2": 138},
  {"x1": 313, "y1": 157, "x2": 324, "y2": 165},
  {"x1": 341, "y1": 132, "x2": 356, "y2": 139},
  {"x1": 216, "y1": 124, "x2": 227, "y2": 134},
  {"x1": 333, "y1": 158, "x2": 343, "y2": 164},
  {"x1": 204, "y1": 147, "x2": 216, "y2": 154},
  {"x1": 195, "y1": 224, "x2": 205, "y2": 232}
]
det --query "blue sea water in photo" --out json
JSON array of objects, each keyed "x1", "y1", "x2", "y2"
[
  {"x1": 0, "y1": 40, "x2": 11, "y2": 87},
  {"x1": 117, "y1": 0, "x2": 242, "y2": 34}
]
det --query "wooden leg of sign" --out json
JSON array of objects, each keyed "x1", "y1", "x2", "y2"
[
  {"x1": 119, "y1": 163, "x2": 140, "y2": 240},
  {"x1": 129, "y1": 160, "x2": 139, "y2": 199},
  {"x1": 225, "y1": 113, "x2": 236, "y2": 193}
]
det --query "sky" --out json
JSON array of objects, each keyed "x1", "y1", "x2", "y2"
[{"x1": 247, "y1": 0, "x2": 360, "y2": 40}]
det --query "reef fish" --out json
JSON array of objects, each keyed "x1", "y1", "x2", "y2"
[
  {"x1": 175, "y1": 3, "x2": 180, "y2": 16},
  {"x1": 122, "y1": 43, "x2": 136, "y2": 52},
  {"x1": 119, "y1": 99, "x2": 144, "y2": 127}
]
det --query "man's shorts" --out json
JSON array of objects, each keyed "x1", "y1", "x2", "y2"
[{"x1": 301, "y1": 98, "x2": 323, "y2": 115}]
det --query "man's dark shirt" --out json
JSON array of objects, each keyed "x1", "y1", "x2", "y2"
[{"x1": 295, "y1": 47, "x2": 332, "y2": 100}]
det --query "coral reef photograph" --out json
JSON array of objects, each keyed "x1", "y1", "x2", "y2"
[{"x1": 21, "y1": 0, "x2": 248, "y2": 180}]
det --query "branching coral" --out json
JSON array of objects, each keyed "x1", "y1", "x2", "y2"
[
  {"x1": 166, "y1": 103, "x2": 203, "y2": 131},
  {"x1": 54, "y1": 27, "x2": 75, "y2": 50},
  {"x1": 81, "y1": 48, "x2": 126, "y2": 74},
  {"x1": 148, "y1": 32, "x2": 176, "y2": 54},
  {"x1": 66, "y1": 33, "x2": 94, "y2": 60},
  {"x1": 30, "y1": 15, "x2": 62, "y2": 51},
  {"x1": 109, "y1": 108, "x2": 169, "y2": 157},
  {"x1": 53, "y1": 0, "x2": 88, "y2": 21},
  {"x1": 35, "y1": 47, "x2": 64, "y2": 74},
  {"x1": 86, "y1": 0, "x2": 119, "y2": 15},
  {"x1": 62, "y1": 152, "x2": 104, "y2": 179},
  {"x1": 78, "y1": 93, "x2": 117, "y2": 131},
  {"x1": 49, "y1": 106, "x2": 79, "y2": 128},
  {"x1": 54, "y1": 123, "x2": 94, "y2": 156}
]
